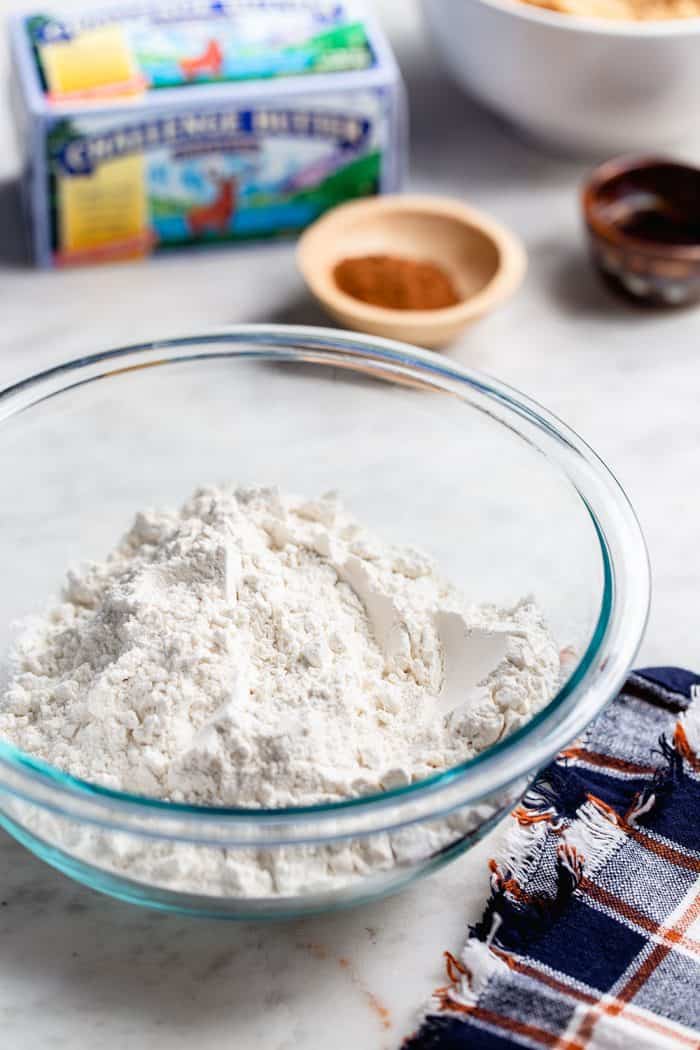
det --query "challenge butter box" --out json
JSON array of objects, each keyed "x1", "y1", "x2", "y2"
[{"x1": 9, "y1": 1, "x2": 405, "y2": 267}]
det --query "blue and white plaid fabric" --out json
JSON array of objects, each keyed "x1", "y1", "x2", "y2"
[{"x1": 405, "y1": 669, "x2": 700, "y2": 1050}]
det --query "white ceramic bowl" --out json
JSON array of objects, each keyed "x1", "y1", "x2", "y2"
[{"x1": 423, "y1": 0, "x2": 700, "y2": 154}]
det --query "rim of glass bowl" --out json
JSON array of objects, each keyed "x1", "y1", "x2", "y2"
[{"x1": 0, "y1": 325, "x2": 650, "y2": 847}]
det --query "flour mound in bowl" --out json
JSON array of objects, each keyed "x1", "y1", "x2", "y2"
[{"x1": 0, "y1": 485, "x2": 560, "y2": 807}]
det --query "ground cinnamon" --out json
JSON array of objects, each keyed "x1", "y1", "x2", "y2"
[{"x1": 333, "y1": 253, "x2": 460, "y2": 310}]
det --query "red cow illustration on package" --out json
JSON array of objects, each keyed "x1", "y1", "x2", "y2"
[
  {"x1": 187, "y1": 176, "x2": 237, "y2": 237},
  {"x1": 179, "y1": 39, "x2": 224, "y2": 80}
]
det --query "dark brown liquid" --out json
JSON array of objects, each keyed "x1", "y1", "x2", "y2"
[
  {"x1": 595, "y1": 164, "x2": 700, "y2": 249},
  {"x1": 619, "y1": 210, "x2": 700, "y2": 246}
]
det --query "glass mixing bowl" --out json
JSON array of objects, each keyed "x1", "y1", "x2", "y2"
[{"x1": 0, "y1": 326, "x2": 649, "y2": 918}]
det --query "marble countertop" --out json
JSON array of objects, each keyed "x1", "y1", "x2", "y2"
[{"x1": 2, "y1": 2, "x2": 700, "y2": 1047}]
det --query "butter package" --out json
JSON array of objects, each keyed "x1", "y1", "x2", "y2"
[{"x1": 9, "y1": 2, "x2": 405, "y2": 267}]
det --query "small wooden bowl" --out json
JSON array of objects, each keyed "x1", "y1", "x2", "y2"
[
  {"x1": 582, "y1": 156, "x2": 700, "y2": 307},
  {"x1": 296, "y1": 195, "x2": 526, "y2": 349}
]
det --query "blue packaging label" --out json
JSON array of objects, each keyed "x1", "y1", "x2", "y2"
[
  {"x1": 26, "y1": 1, "x2": 375, "y2": 102},
  {"x1": 46, "y1": 92, "x2": 387, "y2": 263}
]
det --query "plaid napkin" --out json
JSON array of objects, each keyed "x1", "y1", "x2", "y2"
[{"x1": 405, "y1": 668, "x2": 700, "y2": 1050}]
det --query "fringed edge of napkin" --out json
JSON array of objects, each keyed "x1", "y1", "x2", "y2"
[{"x1": 406, "y1": 673, "x2": 700, "y2": 1042}]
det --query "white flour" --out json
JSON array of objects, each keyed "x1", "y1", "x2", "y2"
[{"x1": 0, "y1": 484, "x2": 560, "y2": 895}]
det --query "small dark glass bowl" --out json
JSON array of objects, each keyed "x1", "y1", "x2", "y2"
[{"x1": 582, "y1": 156, "x2": 700, "y2": 306}]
